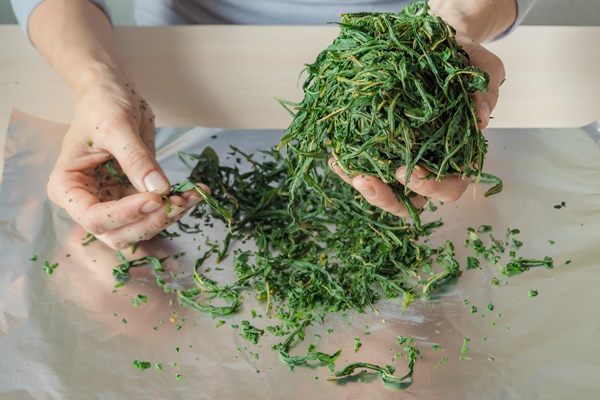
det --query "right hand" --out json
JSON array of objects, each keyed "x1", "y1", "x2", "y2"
[{"x1": 47, "y1": 70, "x2": 209, "y2": 249}]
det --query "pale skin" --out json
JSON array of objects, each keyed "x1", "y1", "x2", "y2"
[{"x1": 28, "y1": 0, "x2": 516, "y2": 249}]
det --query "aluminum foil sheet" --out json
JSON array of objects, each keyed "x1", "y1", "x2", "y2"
[{"x1": 1, "y1": 109, "x2": 599, "y2": 399}]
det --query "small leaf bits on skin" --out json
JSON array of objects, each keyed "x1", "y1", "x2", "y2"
[{"x1": 529, "y1": 289, "x2": 538, "y2": 297}]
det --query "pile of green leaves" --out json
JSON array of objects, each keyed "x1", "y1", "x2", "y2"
[
  {"x1": 112, "y1": 143, "x2": 553, "y2": 385},
  {"x1": 178, "y1": 146, "x2": 457, "y2": 310},
  {"x1": 278, "y1": 1, "x2": 489, "y2": 223},
  {"x1": 114, "y1": 145, "x2": 454, "y2": 385}
]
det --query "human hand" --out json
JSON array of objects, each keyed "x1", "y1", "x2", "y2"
[
  {"x1": 331, "y1": 31, "x2": 505, "y2": 217},
  {"x1": 47, "y1": 72, "x2": 209, "y2": 249}
]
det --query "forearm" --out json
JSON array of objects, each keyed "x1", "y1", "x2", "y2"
[
  {"x1": 28, "y1": 0, "x2": 127, "y2": 98},
  {"x1": 428, "y1": 0, "x2": 518, "y2": 43}
]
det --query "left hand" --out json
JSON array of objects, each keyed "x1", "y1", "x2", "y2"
[{"x1": 331, "y1": 31, "x2": 506, "y2": 218}]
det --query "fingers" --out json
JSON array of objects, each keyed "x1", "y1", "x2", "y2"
[
  {"x1": 329, "y1": 157, "x2": 354, "y2": 186},
  {"x1": 89, "y1": 192, "x2": 204, "y2": 250},
  {"x1": 352, "y1": 174, "x2": 427, "y2": 217},
  {"x1": 63, "y1": 188, "x2": 164, "y2": 235},
  {"x1": 329, "y1": 158, "x2": 426, "y2": 218},
  {"x1": 50, "y1": 164, "x2": 205, "y2": 249},
  {"x1": 330, "y1": 158, "x2": 467, "y2": 217},
  {"x1": 457, "y1": 34, "x2": 506, "y2": 129},
  {"x1": 97, "y1": 195, "x2": 192, "y2": 249},
  {"x1": 62, "y1": 184, "x2": 202, "y2": 231},
  {"x1": 396, "y1": 166, "x2": 469, "y2": 203},
  {"x1": 95, "y1": 111, "x2": 170, "y2": 195}
]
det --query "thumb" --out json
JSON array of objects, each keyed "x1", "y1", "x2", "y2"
[{"x1": 106, "y1": 135, "x2": 170, "y2": 195}]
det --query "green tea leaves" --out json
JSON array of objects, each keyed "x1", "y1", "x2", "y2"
[{"x1": 279, "y1": 2, "x2": 490, "y2": 227}]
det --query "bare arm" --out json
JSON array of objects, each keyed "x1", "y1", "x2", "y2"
[{"x1": 29, "y1": 0, "x2": 124, "y2": 97}]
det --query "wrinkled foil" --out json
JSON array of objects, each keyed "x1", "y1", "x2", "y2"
[{"x1": 1, "y1": 109, "x2": 599, "y2": 399}]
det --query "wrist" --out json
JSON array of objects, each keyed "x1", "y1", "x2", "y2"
[
  {"x1": 428, "y1": 0, "x2": 517, "y2": 43},
  {"x1": 73, "y1": 62, "x2": 130, "y2": 99}
]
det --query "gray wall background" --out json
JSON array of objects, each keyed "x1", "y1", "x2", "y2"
[{"x1": 1, "y1": 0, "x2": 599, "y2": 26}]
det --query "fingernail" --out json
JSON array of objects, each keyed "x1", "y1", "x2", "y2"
[
  {"x1": 166, "y1": 205, "x2": 185, "y2": 219},
  {"x1": 144, "y1": 171, "x2": 169, "y2": 193},
  {"x1": 355, "y1": 185, "x2": 376, "y2": 198},
  {"x1": 141, "y1": 200, "x2": 161, "y2": 214},
  {"x1": 186, "y1": 195, "x2": 202, "y2": 208},
  {"x1": 397, "y1": 167, "x2": 421, "y2": 189},
  {"x1": 396, "y1": 166, "x2": 408, "y2": 182},
  {"x1": 480, "y1": 100, "x2": 490, "y2": 125}
]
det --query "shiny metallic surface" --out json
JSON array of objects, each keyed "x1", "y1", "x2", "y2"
[{"x1": 1, "y1": 110, "x2": 599, "y2": 399}]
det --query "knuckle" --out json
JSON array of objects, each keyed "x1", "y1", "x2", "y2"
[
  {"x1": 83, "y1": 220, "x2": 106, "y2": 236},
  {"x1": 113, "y1": 206, "x2": 142, "y2": 227},
  {"x1": 80, "y1": 211, "x2": 110, "y2": 236},
  {"x1": 367, "y1": 194, "x2": 397, "y2": 211},
  {"x1": 102, "y1": 235, "x2": 132, "y2": 250},
  {"x1": 143, "y1": 213, "x2": 176, "y2": 237},
  {"x1": 97, "y1": 110, "x2": 136, "y2": 133},
  {"x1": 123, "y1": 146, "x2": 153, "y2": 173},
  {"x1": 390, "y1": 207, "x2": 409, "y2": 218}
]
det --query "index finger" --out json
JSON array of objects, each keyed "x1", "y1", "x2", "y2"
[{"x1": 61, "y1": 186, "x2": 165, "y2": 236}]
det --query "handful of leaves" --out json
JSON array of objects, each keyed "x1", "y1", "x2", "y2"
[{"x1": 278, "y1": 2, "x2": 490, "y2": 222}]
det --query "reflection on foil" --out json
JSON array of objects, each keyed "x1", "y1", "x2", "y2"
[{"x1": 1, "y1": 109, "x2": 600, "y2": 399}]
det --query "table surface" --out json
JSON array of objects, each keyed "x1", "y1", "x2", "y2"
[{"x1": 1, "y1": 24, "x2": 599, "y2": 174}]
